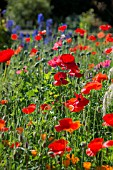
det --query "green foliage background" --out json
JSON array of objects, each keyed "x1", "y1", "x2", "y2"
[
  {"x1": 0, "y1": 18, "x2": 12, "y2": 50},
  {"x1": 6, "y1": 0, "x2": 52, "y2": 27}
]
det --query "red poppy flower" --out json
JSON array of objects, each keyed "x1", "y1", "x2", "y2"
[
  {"x1": 65, "y1": 63, "x2": 79, "y2": 71},
  {"x1": 86, "y1": 138, "x2": 104, "y2": 157},
  {"x1": 75, "y1": 28, "x2": 86, "y2": 36},
  {"x1": 48, "y1": 54, "x2": 77, "y2": 71},
  {"x1": 99, "y1": 24, "x2": 112, "y2": 31},
  {"x1": 102, "y1": 140, "x2": 113, "y2": 148},
  {"x1": 22, "y1": 104, "x2": 36, "y2": 114},
  {"x1": 48, "y1": 54, "x2": 82, "y2": 78},
  {"x1": 105, "y1": 33, "x2": 113, "y2": 42},
  {"x1": 48, "y1": 139, "x2": 72, "y2": 157},
  {"x1": 88, "y1": 63, "x2": 95, "y2": 70},
  {"x1": 40, "y1": 103, "x2": 51, "y2": 111},
  {"x1": 25, "y1": 37, "x2": 30, "y2": 43},
  {"x1": 48, "y1": 56, "x2": 61, "y2": 67},
  {"x1": 86, "y1": 148, "x2": 97, "y2": 157},
  {"x1": 58, "y1": 25, "x2": 67, "y2": 32},
  {"x1": 76, "y1": 44, "x2": 90, "y2": 51},
  {"x1": 88, "y1": 35, "x2": 96, "y2": 41},
  {"x1": 54, "y1": 79, "x2": 68, "y2": 86},
  {"x1": 0, "y1": 49, "x2": 14, "y2": 63},
  {"x1": 87, "y1": 138, "x2": 113, "y2": 157},
  {"x1": 11, "y1": 34, "x2": 18, "y2": 40},
  {"x1": 74, "y1": 93, "x2": 89, "y2": 107},
  {"x1": 106, "y1": 36, "x2": 113, "y2": 42},
  {"x1": 6, "y1": 60, "x2": 10, "y2": 66},
  {"x1": 14, "y1": 45, "x2": 23, "y2": 55},
  {"x1": 54, "y1": 72, "x2": 66, "y2": 80},
  {"x1": 39, "y1": 30, "x2": 46, "y2": 35},
  {"x1": 53, "y1": 72, "x2": 68, "y2": 86},
  {"x1": 68, "y1": 104, "x2": 84, "y2": 112},
  {"x1": 69, "y1": 47, "x2": 77, "y2": 53},
  {"x1": 0, "y1": 119, "x2": 5, "y2": 129},
  {"x1": 69, "y1": 68, "x2": 83, "y2": 78},
  {"x1": 60, "y1": 54, "x2": 75, "y2": 64},
  {"x1": 92, "y1": 73, "x2": 108, "y2": 83},
  {"x1": 30, "y1": 48, "x2": 38, "y2": 54},
  {"x1": 16, "y1": 127, "x2": 24, "y2": 134},
  {"x1": 95, "y1": 42, "x2": 100, "y2": 46},
  {"x1": 52, "y1": 40, "x2": 62, "y2": 50},
  {"x1": 55, "y1": 118, "x2": 81, "y2": 133},
  {"x1": 102, "y1": 114, "x2": 113, "y2": 126},
  {"x1": 0, "y1": 119, "x2": 9, "y2": 132},
  {"x1": 35, "y1": 34, "x2": 42, "y2": 41},
  {"x1": 66, "y1": 38, "x2": 72, "y2": 43},
  {"x1": 104, "y1": 47, "x2": 113, "y2": 54},
  {"x1": 59, "y1": 54, "x2": 80, "y2": 72},
  {"x1": 65, "y1": 93, "x2": 89, "y2": 112},
  {"x1": 97, "y1": 31, "x2": 105, "y2": 39},
  {"x1": 81, "y1": 82, "x2": 102, "y2": 94},
  {"x1": 30, "y1": 48, "x2": 38, "y2": 57},
  {"x1": 91, "y1": 51, "x2": 96, "y2": 55},
  {"x1": 0, "y1": 127, "x2": 9, "y2": 132},
  {"x1": 0, "y1": 100, "x2": 8, "y2": 104},
  {"x1": 10, "y1": 142, "x2": 20, "y2": 148}
]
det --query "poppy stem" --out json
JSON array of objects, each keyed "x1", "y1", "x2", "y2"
[{"x1": 3, "y1": 64, "x2": 7, "y2": 79}]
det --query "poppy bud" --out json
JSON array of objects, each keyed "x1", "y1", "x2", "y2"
[
  {"x1": 33, "y1": 132, "x2": 36, "y2": 138},
  {"x1": 49, "y1": 53, "x2": 53, "y2": 57},
  {"x1": 36, "y1": 51, "x2": 40, "y2": 55},
  {"x1": 105, "y1": 132, "x2": 111, "y2": 135},
  {"x1": 10, "y1": 126, "x2": 13, "y2": 130},
  {"x1": 24, "y1": 50, "x2": 28, "y2": 55},
  {"x1": 58, "y1": 46, "x2": 61, "y2": 49},
  {"x1": 45, "y1": 51, "x2": 48, "y2": 55},
  {"x1": 77, "y1": 63, "x2": 80, "y2": 67},
  {"x1": 41, "y1": 58, "x2": 46, "y2": 63},
  {"x1": 25, "y1": 142, "x2": 28, "y2": 148},
  {"x1": 80, "y1": 52, "x2": 85, "y2": 56},
  {"x1": 50, "y1": 49, "x2": 54, "y2": 52},
  {"x1": 80, "y1": 142, "x2": 87, "y2": 148},
  {"x1": 86, "y1": 52, "x2": 91, "y2": 56},
  {"x1": 31, "y1": 150, "x2": 37, "y2": 156},
  {"x1": 58, "y1": 49, "x2": 62, "y2": 53},
  {"x1": 13, "y1": 152, "x2": 17, "y2": 160},
  {"x1": 66, "y1": 45, "x2": 69, "y2": 49},
  {"x1": 62, "y1": 41, "x2": 66, "y2": 45},
  {"x1": 41, "y1": 134, "x2": 46, "y2": 141},
  {"x1": 1, "y1": 133, "x2": 4, "y2": 138},
  {"x1": 34, "y1": 62, "x2": 39, "y2": 67},
  {"x1": 57, "y1": 37, "x2": 60, "y2": 41},
  {"x1": 19, "y1": 134, "x2": 23, "y2": 142},
  {"x1": 70, "y1": 52, "x2": 74, "y2": 55},
  {"x1": 42, "y1": 142, "x2": 46, "y2": 148}
]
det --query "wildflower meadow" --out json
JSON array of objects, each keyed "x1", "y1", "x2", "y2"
[{"x1": 1, "y1": 14, "x2": 113, "y2": 170}]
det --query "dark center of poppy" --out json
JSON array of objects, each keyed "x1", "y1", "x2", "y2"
[{"x1": 77, "y1": 97, "x2": 81, "y2": 101}]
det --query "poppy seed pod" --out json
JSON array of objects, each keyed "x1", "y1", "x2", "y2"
[
  {"x1": 34, "y1": 62, "x2": 39, "y2": 67},
  {"x1": 24, "y1": 50, "x2": 28, "y2": 55},
  {"x1": 80, "y1": 52, "x2": 85, "y2": 56},
  {"x1": 62, "y1": 41, "x2": 66, "y2": 45},
  {"x1": 49, "y1": 53, "x2": 53, "y2": 57},
  {"x1": 58, "y1": 49, "x2": 62, "y2": 53},
  {"x1": 86, "y1": 52, "x2": 91, "y2": 56},
  {"x1": 29, "y1": 58, "x2": 33, "y2": 62}
]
